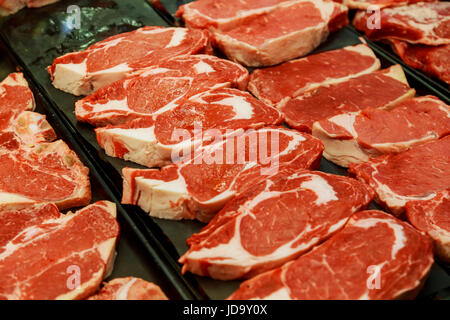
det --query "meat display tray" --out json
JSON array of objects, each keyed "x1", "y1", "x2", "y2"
[{"x1": 0, "y1": 0, "x2": 448, "y2": 300}]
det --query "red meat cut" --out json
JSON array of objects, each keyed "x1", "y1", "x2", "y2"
[
  {"x1": 0, "y1": 140, "x2": 91, "y2": 210},
  {"x1": 211, "y1": 0, "x2": 349, "y2": 66},
  {"x1": 228, "y1": 210, "x2": 433, "y2": 300},
  {"x1": 122, "y1": 127, "x2": 324, "y2": 222},
  {"x1": 175, "y1": 0, "x2": 296, "y2": 30},
  {"x1": 279, "y1": 65, "x2": 415, "y2": 133},
  {"x1": 75, "y1": 55, "x2": 249, "y2": 127},
  {"x1": 406, "y1": 188, "x2": 450, "y2": 263},
  {"x1": 88, "y1": 277, "x2": 168, "y2": 300},
  {"x1": 248, "y1": 44, "x2": 380, "y2": 106},
  {"x1": 353, "y1": 2, "x2": 450, "y2": 46},
  {"x1": 312, "y1": 95, "x2": 450, "y2": 167},
  {"x1": 349, "y1": 136, "x2": 450, "y2": 216},
  {"x1": 390, "y1": 40, "x2": 450, "y2": 85},
  {"x1": 0, "y1": 73, "x2": 35, "y2": 132},
  {"x1": 95, "y1": 88, "x2": 282, "y2": 168},
  {"x1": 0, "y1": 201, "x2": 119, "y2": 300},
  {"x1": 48, "y1": 26, "x2": 210, "y2": 95},
  {"x1": 180, "y1": 170, "x2": 373, "y2": 280}
]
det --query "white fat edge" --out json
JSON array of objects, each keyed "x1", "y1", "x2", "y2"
[
  {"x1": 139, "y1": 27, "x2": 176, "y2": 35},
  {"x1": 139, "y1": 67, "x2": 173, "y2": 77},
  {"x1": 89, "y1": 63, "x2": 133, "y2": 91},
  {"x1": 102, "y1": 126, "x2": 156, "y2": 144},
  {"x1": 368, "y1": 165, "x2": 438, "y2": 210},
  {"x1": 115, "y1": 277, "x2": 138, "y2": 300},
  {"x1": 211, "y1": 95, "x2": 255, "y2": 120},
  {"x1": 87, "y1": 96, "x2": 130, "y2": 113},
  {"x1": 52, "y1": 60, "x2": 88, "y2": 95},
  {"x1": 0, "y1": 192, "x2": 34, "y2": 206},
  {"x1": 313, "y1": 0, "x2": 341, "y2": 20},
  {"x1": 345, "y1": 43, "x2": 377, "y2": 59},
  {"x1": 327, "y1": 112, "x2": 359, "y2": 137},
  {"x1": 383, "y1": 5, "x2": 446, "y2": 40},
  {"x1": 353, "y1": 217, "x2": 407, "y2": 259},
  {"x1": 193, "y1": 61, "x2": 215, "y2": 74},
  {"x1": 258, "y1": 287, "x2": 292, "y2": 300},
  {"x1": 93, "y1": 36, "x2": 126, "y2": 52},
  {"x1": 370, "y1": 133, "x2": 438, "y2": 154},
  {"x1": 299, "y1": 174, "x2": 338, "y2": 205},
  {"x1": 166, "y1": 28, "x2": 188, "y2": 48}
]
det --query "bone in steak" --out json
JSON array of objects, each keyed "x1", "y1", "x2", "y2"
[
  {"x1": 349, "y1": 136, "x2": 450, "y2": 216},
  {"x1": 0, "y1": 73, "x2": 35, "y2": 131},
  {"x1": 0, "y1": 140, "x2": 91, "y2": 210},
  {"x1": 88, "y1": 277, "x2": 168, "y2": 300},
  {"x1": 95, "y1": 88, "x2": 282, "y2": 168},
  {"x1": 175, "y1": 0, "x2": 296, "y2": 30},
  {"x1": 248, "y1": 44, "x2": 380, "y2": 106},
  {"x1": 279, "y1": 65, "x2": 415, "y2": 133},
  {"x1": 0, "y1": 201, "x2": 119, "y2": 300},
  {"x1": 211, "y1": 0, "x2": 349, "y2": 66},
  {"x1": 75, "y1": 55, "x2": 249, "y2": 127},
  {"x1": 180, "y1": 170, "x2": 374, "y2": 280},
  {"x1": 353, "y1": 2, "x2": 450, "y2": 46},
  {"x1": 228, "y1": 210, "x2": 433, "y2": 300},
  {"x1": 48, "y1": 27, "x2": 210, "y2": 95},
  {"x1": 122, "y1": 127, "x2": 324, "y2": 222},
  {"x1": 390, "y1": 40, "x2": 450, "y2": 86},
  {"x1": 406, "y1": 188, "x2": 450, "y2": 263},
  {"x1": 312, "y1": 95, "x2": 450, "y2": 167}
]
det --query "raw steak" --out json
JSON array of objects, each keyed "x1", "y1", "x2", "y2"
[
  {"x1": 312, "y1": 96, "x2": 450, "y2": 167},
  {"x1": 212, "y1": 0, "x2": 349, "y2": 66},
  {"x1": 88, "y1": 277, "x2": 168, "y2": 300},
  {"x1": 406, "y1": 188, "x2": 450, "y2": 263},
  {"x1": 0, "y1": 201, "x2": 119, "y2": 300},
  {"x1": 229, "y1": 210, "x2": 434, "y2": 300},
  {"x1": 248, "y1": 44, "x2": 380, "y2": 106},
  {"x1": 353, "y1": 2, "x2": 450, "y2": 46},
  {"x1": 75, "y1": 55, "x2": 249, "y2": 126},
  {"x1": 95, "y1": 88, "x2": 282, "y2": 168},
  {"x1": 390, "y1": 40, "x2": 450, "y2": 85},
  {"x1": 340, "y1": 0, "x2": 436, "y2": 10},
  {"x1": 122, "y1": 127, "x2": 324, "y2": 222},
  {"x1": 0, "y1": 73, "x2": 56, "y2": 147},
  {"x1": 175, "y1": 0, "x2": 296, "y2": 30},
  {"x1": 349, "y1": 136, "x2": 450, "y2": 216},
  {"x1": 0, "y1": 140, "x2": 91, "y2": 210},
  {"x1": 48, "y1": 26, "x2": 210, "y2": 95},
  {"x1": 180, "y1": 170, "x2": 374, "y2": 280},
  {"x1": 0, "y1": 73, "x2": 35, "y2": 132},
  {"x1": 279, "y1": 65, "x2": 415, "y2": 133}
]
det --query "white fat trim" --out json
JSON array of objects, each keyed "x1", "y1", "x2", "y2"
[
  {"x1": 300, "y1": 174, "x2": 338, "y2": 205},
  {"x1": 193, "y1": 61, "x2": 215, "y2": 74},
  {"x1": 115, "y1": 278, "x2": 138, "y2": 300},
  {"x1": 166, "y1": 28, "x2": 187, "y2": 48}
]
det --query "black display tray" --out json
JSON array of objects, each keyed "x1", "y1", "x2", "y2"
[{"x1": 0, "y1": 0, "x2": 448, "y2": 300}]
